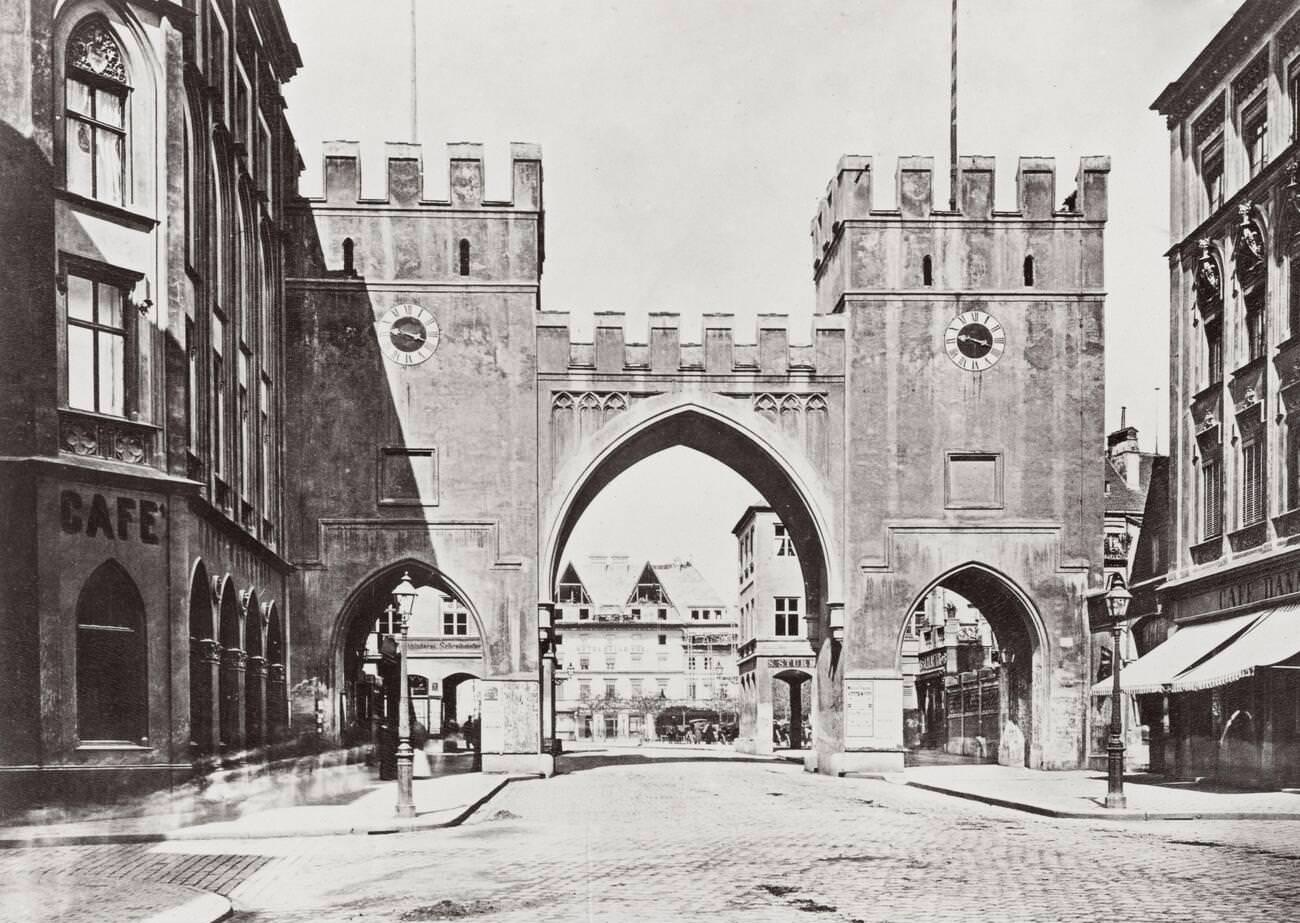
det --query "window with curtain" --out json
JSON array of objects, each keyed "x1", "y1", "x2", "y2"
[
  {"x1": 1241, "y1": 440, "x2": 1266, "y2": 526},
  {"x1": 76, "y1": 561, "x2": 148, "y2": 742},
  {"x1": 1201, "y1": 458, "x2": 1223, "y2": 539},
  {"x1": 65, "y1": 19, "x2": 129, "y2": 205}
]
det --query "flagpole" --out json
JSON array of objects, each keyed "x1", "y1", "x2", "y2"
[
  {"x1": 409, "y1": 0, "x2": 419, "y2": 143},
  {"x1": 949, "y1": 0, "x2": 958, "y2": 210}
]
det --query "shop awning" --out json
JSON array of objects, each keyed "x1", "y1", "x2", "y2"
[
  {"x1": 1166, "y1": 604, "x2": 1300, "y2": 693},
  {"x1": 1089, "y1": 611, "x2": 1260, "y2": 697}
]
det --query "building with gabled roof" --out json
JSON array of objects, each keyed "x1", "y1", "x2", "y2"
[{"x1": 552, "y1": 556, "x2": 737, "y2": 742}]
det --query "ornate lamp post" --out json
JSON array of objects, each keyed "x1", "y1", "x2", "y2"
[
  {"x1": 392, "y1": 572, "x2": 419, "y2": 818},
  {"x1": 1104, "y1": 573, "x2": 1133, "y2": 810}
]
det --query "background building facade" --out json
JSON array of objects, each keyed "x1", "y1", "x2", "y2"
[{"x1": 554, "y1": 556, "x2": 736, "y2": 742}]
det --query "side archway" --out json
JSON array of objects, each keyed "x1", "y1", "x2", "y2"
[
  {"x1": 330, "y1": 559, "x2": 487, "y2": 750},
  {"x1": 897, "y1": 563, "x2": 1048, "y2": 768}
]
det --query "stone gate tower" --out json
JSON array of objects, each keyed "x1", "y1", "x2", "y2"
[{"x1": 810, "y1": 155, "x2": 1109, "y2": 773}]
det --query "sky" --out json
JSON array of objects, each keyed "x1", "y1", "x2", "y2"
[{"x1": 280, "y1": 0, "x2": 1240, "y2": 598}]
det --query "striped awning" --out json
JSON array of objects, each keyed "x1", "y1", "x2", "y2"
[
  {"x1": 1089, "y1": 611, "x2": 1260, "y2": 697},
  {"x1": 1166, "y1": 604, "x2": 1300, "y2": 693}
]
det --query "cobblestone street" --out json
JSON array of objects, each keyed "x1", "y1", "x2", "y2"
[{"x1": 9, "y1": 750, "x2": 1295, "y2": 922}]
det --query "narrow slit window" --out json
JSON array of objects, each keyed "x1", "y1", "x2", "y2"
[
  {"x1": 342, "y1": 238, "x2": 355, "y2": 276},
  {"x1": 458, "y1": 239, "x2": 470, "y2": 276},
  {"x1": 922, "y1": 255, "x2": 933, "y2": 286},
  {"x1": 1023, "y1": 255, "x2": 1035, "y2": 287}
]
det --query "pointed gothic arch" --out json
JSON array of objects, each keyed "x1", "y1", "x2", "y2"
[{"x1": 75, "y1": 559, "x2": 148, "y2": 744}]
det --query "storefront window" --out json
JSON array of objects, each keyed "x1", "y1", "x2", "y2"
[{"x1": 76, "y1": 560, "x2": 147, "y2": 742}]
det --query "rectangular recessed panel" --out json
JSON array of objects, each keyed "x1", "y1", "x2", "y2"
[
  {"x1": 378, "y1": 446, "x2": 438, "y2": 507},
  {"x1": 946, "y1": 452, "x2": 1001, "y2": 508}
]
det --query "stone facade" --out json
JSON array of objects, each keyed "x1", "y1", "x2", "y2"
[
  {"x1": 1150, "y1": 0, "x2": 1300, "y2": 786},
  {"x1": 0, "y1": 0, "x2": 300, "y2": 810}
]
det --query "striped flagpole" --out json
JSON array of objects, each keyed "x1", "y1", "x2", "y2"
[{"x1": 949, "y1": 0, "x2": 958, "y2": 210}]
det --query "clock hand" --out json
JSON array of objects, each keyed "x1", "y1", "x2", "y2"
[
  {"x1": 391, "y1": 329, "x2": 426, "y2": 345},
  {"x1": 957, "y1": 333, "x2": 992, "y2": 348}
]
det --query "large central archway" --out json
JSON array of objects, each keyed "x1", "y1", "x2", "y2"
[{"x1": 541, "y1": 397, "x2": 842, "y2": 626}]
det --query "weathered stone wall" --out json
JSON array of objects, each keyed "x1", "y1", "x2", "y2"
[
  {"x1": 284, "y1": 143, "x2": 543, "y2": 754},
  {"x1": 812, "y1": 155, "x2": 1108, "y2": 772}
]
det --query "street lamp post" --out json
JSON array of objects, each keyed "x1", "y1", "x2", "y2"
[
  {"x1": 392, "y1": 572, "x2": 419, "y2": 819},
  {"x1": 1104, "y1": 573, "x2": 1133, "y2": 810}
]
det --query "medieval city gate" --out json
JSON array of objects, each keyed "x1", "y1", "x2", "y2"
[{"x1": 284, "y1": 143, "x2": 1107, "y2": 776}]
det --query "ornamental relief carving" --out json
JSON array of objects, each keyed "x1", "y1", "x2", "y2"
[
  {"x1": 1194, "y1": 239, "x2": 1222, "y2": 313},
  {"x1": 59, "y1": 412, "x2": 155, "y2": 466},
  {"x1": 1233, "y1": 203, "x2": 1265, "y2": 283},
  {"x1": 68, "y1": 20, "x2": 127, "y2": 83}
]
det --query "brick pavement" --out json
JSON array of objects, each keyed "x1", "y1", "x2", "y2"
[{"x1": 5, "y1": 751, "x2": 1300, "y2": 921}]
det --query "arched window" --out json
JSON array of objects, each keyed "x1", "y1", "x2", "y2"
[
  {"x1": 65, "y1": 18, "x2": 129, "y2": 205},
  {"x1": 1023, "y1": 255, "x2": 1035, "y2": 287},
  {"x1": 342, "y1": 238, "x2": 355, "y2": 276},
  {"x1": 458, "y1": 239, "x2": 470, "y2": 276},
  {"x1": 922, "y1": 255, "x2": 933, "y2": 286},
  {"x1": 76, "y1": 561, "x2": 147, "y2": 742}
]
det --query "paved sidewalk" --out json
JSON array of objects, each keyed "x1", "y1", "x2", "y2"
[
  {"x1": 904, "y1": 763, "x2": 1300, "y2": 819},
  {"x1": 0, "y1": 875, "x2": 230, "y2": 923},
  {"x1": 0, "y1": 770, "x2": 526, "y2": 846}
]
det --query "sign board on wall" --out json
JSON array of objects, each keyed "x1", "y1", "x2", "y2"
[
  {"x1": 844, "y1": 674, "x2": 904, "y2": 749},
  {"x1": 845, "y1": 679, "x2": 875, "y2": 738}
]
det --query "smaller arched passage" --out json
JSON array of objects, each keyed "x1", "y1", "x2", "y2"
[
  {"x1": 897, "y1": 564, "x2": 1047, "y2": 768},
  {"x1": 244, "y1": 591, "x2": 265, "y2": 750},
  {"x1": 772, "y1": 668, "x2": 813, "y2": 750},
  {"x1": 188, "y1": 560, "x2": 217, "y2": 755},
  {"x1": 331, "y1": 559, "x2": 486, "y2": 749},
  {"x1": 265, "y1": 602, "x2": 288, "y2": 743},
  {"x1": 542, "y1": 398, "x2": 842, "y2": 633},
  {"x1": 216, "y1": 577, "x2": 244, "y2": 753}
]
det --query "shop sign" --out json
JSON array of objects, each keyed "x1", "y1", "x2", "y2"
[
  {"x1": 405, "y1": 638, "x2": 483, "y2": 655},
  {"x1": 60, "y1": 489, "x2": 164, "y2": 545},
  {"x1": 768, "y1": 657, "x2": 814, "y2": 670},
  {"x1": 919, "y1": 649, "x2": 947, "y2": 672},
  {"x1": 1217, "y1": 568, "x2": 1300, "y2": 611}
]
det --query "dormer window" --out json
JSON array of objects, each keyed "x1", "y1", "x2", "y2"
[{"x1": 65, "y1": 19, "x2": 129, "y2": 205}]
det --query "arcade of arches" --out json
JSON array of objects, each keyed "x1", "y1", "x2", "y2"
[{"x1": 188, "y1": 561, "x2": 289, "y2": 758}]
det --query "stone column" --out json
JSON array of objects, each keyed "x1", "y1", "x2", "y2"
[
  {"x1": 219, "y1": 647, "x2": 247, "y2": 753},
  {"x1": 190, "y1": 637, "x2": 221, "y2": 756},
  {"x1": 788, "y1": 678, "x2": 804, "y2": 750},
  {"x1": 245, "y1": 655, "x2": 267, "y2": 750}
]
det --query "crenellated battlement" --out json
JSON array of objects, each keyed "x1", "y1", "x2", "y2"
[
  {"x1": 810, "y1": 154, "x2": 1110, "y2": 269},
  {"x1": 535, "y1": 312, "x2": 845, "y2": 376},
  {"x1": 301, "y1": 140, "x2": 542, "y2": 210}
]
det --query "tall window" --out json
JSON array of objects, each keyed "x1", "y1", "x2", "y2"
[
  {"x1": 1245, "y1": 287, "x2": 1266, "y2": 361},
  {"x1": 1242, "y1": 439, "x2": 1266, "y2": 526},
  {"x1": 238, "y1": 351, "x2": 251, "y2": 502},
  {"x1": 1205, "y1": 317, "x2": 1223, "y2": 386},
  {"x1": 65, "y1": 19, "x2": 128, "y2": 205},
  {"x1": 1291, "y1": 64, "x2": 1300, "y2": 142},
  {"x1": 76, "y1": 561, "x2": 147, "y2": 742},
  {"x1": 458, "y1": 239, "x2": 470, "y2": 276},
  {"x1": 774, "y1": 597, "x2": 800, "y2": 636},
  {"x1": 1201, "y1": 457, "x2": 1223, "y2": 540},
  {"x1": 1242, "y1": 98, "x2": 1268, "y2": 180},
  {"x1": 66, "y1": 269, "x2": 129, "y2": 416},
  {"x1": 1201, "y1": 140, "x2": 1224, "y2": 214},
  {"x1": 775, "y1": 523, "x2": 795, "y2": 556},
  {"x1": 260, "y1": 377, "x2": 272, "y2": 514},
  {"x1": 1289, "y1": 425, "x2": 1300, "y2": 511},
  {"x1": 212, "y1": 312, "x2": 226, "y2": 479}
]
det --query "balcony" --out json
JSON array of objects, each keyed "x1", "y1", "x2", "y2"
[{"x1": 59, "y1": 409, "x2": 159, "y2": 467}]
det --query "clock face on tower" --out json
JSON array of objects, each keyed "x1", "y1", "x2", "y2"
[
  {"x1": 944, "y1": 310, "x2": 1005, "y2": 372},
  {"x1": 377, "y1": 304, "x2": 440, "y2": 366}
]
